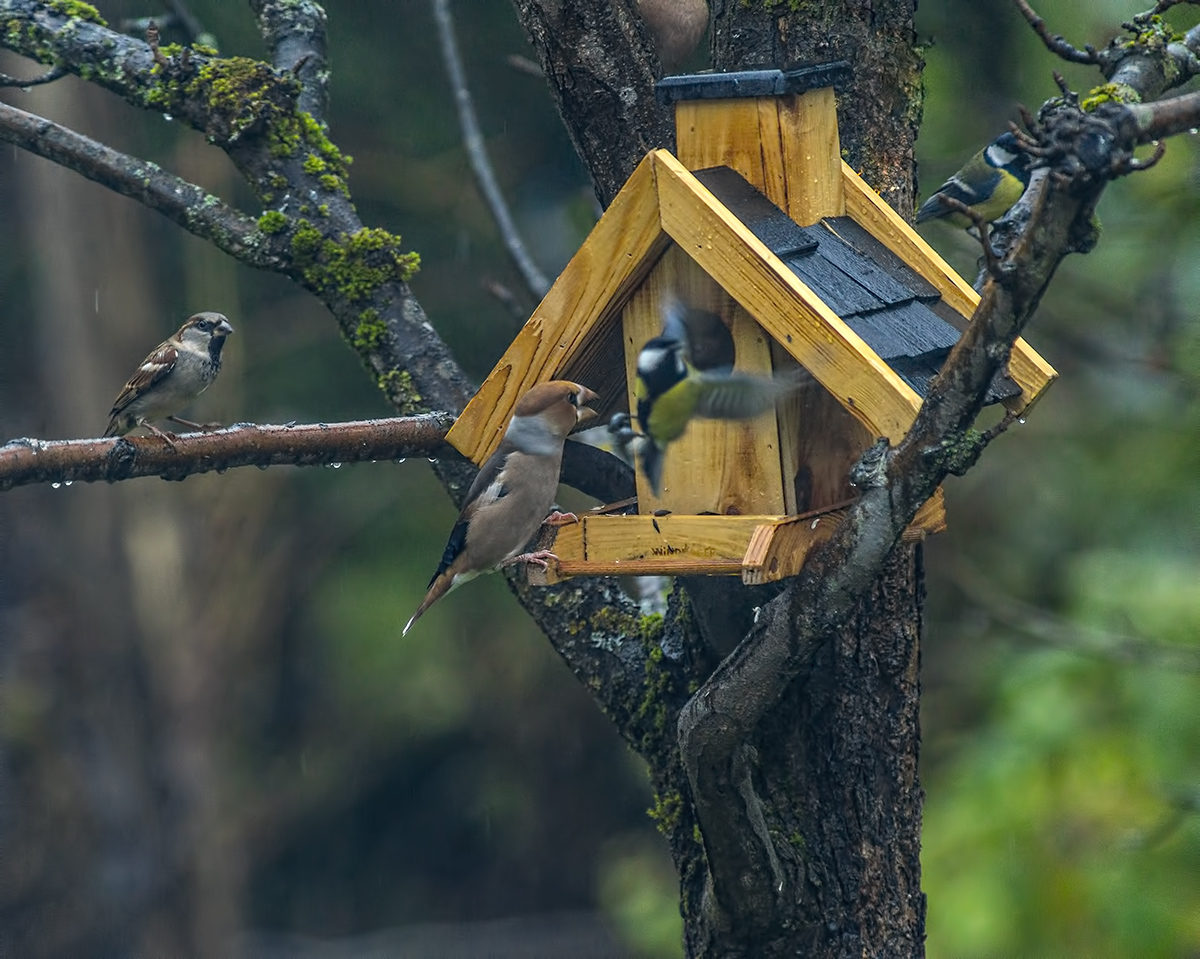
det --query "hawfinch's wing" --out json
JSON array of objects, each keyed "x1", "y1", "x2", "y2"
[{"x1": 425, "y1": 443, "x2": 512, "y2": 586}]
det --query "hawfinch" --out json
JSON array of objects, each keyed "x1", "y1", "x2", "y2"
[{"x1": 403, "y1": 380, "x2": 599, "y2": 635}]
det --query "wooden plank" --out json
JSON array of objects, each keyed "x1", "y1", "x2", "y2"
[
  {"x1": 840, "y1": 162, "x2": 1058, "y2": 414},
  {"x1": 777, "y1": 86, "x2": 845, "y2": 224},
  {"x1": 906, "y1": 487, "x2": 947, "y2": 539},
  {"x1": 446, "y1": 152, "x2": 669, "y2": 465},
  {"x1": 621, "y1": 247, "x2": 787, "y2": 516},
  {"x1": 674, "y1": 98, "x2": 769, "y2": 191},
  {"x1": 653, "y1": 150, "x2": 923, "y2": 442},
  {"x1": 741, "y1": 486, "x2": 947, "y2": 585},
  {"x1": 741, "y1": 508, "x2": 846, "y2": 585},
  {"x1": 527, "y1": 490, "x2": 946, "y2": 584},
  {"x1": 527, "y1": 514, "x2": 783, "y2": 584}
]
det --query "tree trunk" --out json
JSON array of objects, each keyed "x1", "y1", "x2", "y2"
[
  {"x1": 515, "y1": 3, "x2": 927, "y2": 956},
  {"x1": 690, "y1": 548, "x2": 925, "y2": 957}
]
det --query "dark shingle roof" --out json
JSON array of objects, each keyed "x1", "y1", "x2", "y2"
[{"x1": 692, "y1": 166, "x2": 1021, "y2": 404}]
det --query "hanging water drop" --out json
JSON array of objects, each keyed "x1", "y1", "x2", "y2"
[
  {"x1": 51, "y1": 482, "x2": 61, "y2": 489},
  {"x1": 64, "y1": 480, "x2": 73, "y2": 487}
]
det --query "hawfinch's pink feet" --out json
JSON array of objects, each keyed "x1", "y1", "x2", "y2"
[
  {"x1": 502, "y1": 549, "x2": 559, "y2": 570},
  {"x1": 543, "y1": 510, "x2": 579, "y2": 527}
]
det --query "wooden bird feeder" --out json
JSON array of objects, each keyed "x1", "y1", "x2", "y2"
[{"x1": 445, "y1": 64, "x2": 1057, "y2": 585}]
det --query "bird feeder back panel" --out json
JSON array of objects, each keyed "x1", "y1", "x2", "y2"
[
  {"x1": 621, "y1": 244, "x2": 789, "y2": 516},
  {"x1": 673, "y1": 85, "x2": 845, "y2": 226}
]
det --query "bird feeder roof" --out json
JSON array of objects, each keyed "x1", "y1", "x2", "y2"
[{"x1": 445, "y1": 150, "x2": 1053, "y2": 467}]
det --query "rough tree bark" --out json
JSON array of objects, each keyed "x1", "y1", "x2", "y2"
[{"x1": 517, "y1": 2, "x2": 927, "y2": 954}]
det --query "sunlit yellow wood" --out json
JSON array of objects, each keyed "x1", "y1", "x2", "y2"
[
  {"x1": 653, "y1": 150, "x2": 923, "y2": 442},
  {"x1": 777, "y1": 86, "x2": 845, "y2": 224}
]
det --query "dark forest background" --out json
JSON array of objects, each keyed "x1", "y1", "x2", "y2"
[{"x1": 0, "y1": 0, "x2": 1197, "y2": 956}]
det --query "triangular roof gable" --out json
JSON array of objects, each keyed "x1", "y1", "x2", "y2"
[
  {"x1": 446, "y1": 149, "x2": 1057, "y2": 466},
  {"x1": 448, "y1": 149, "x2": 922, "y2": 465}
]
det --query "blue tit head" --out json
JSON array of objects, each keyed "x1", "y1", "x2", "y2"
[{"x1": 916, "y1": 131, "x2": 1033, "y2": 226}]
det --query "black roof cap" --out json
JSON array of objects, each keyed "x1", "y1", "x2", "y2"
[{"x1": 655, "y1": 62, "x2": 852, "y2": 106}]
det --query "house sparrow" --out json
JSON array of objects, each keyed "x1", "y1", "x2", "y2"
[
  {"x1": 403, "y1": 380, "x2": 599, "y2": 636},
  {"x1": 613, "y1": 295, "x2": 800, "y2": 494},
  {"x1": 104, "y1": 312, "x2": 234, "y2": 440}
]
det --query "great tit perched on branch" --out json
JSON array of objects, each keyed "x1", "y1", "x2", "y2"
[
  {"x1": 610, "y1": 296, "x2": 801, "y2": 495},
  {"x1": 916, "y1": 132, "x2": 1033, "y2": 227}
]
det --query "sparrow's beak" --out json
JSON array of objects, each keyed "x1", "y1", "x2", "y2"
[
  {"x1": 577, "y1": 386, "x2": 600, "y2": 422},
  {"x1": 216, "y1": 318, "x2": 234, "y2": 337}
]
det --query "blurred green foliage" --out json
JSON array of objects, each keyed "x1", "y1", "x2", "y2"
[{"x1": 916, "y1": 3, "x2": 1200, "y2": 956}]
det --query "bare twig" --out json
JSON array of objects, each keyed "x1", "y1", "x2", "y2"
[
  {"x1": 482, "y1": 277, "x2": 531, "y2": 322},
  {"x1": 1115, "y1": 137, "x2": 1167, "y2": 174},
  {"x1": 0, "y1": 100, "x2": 277, "y2": 267},
  {"x1": 0, "y1": 64, "x2": 66, "y2": 87},
  {"x1": 432, "y1": 0, "x2": 551, "y2": 299},
  {"x1": 0, "y1": 414, "x2": 458, "y2": 491},
  {"x1": 934, "y1": 196, "x2": 1006, "y2": 281},
  {"x1": 505, "y1": 53, "x2": 543, "y2": 77},
  {"x1": 1013, "y1": 0, "x2": 1098, "y2": 63}
]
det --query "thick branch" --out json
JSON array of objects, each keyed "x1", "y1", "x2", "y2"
[
  {"x1": 0, "y1": 415, "x2": 457, "y2": 491},
  {"x1": 1128, "y1": 87, "x2": 1200, "y2": 139},
  {"x1": 0, "y1": 99, "x2": 276, "y2": 266}
]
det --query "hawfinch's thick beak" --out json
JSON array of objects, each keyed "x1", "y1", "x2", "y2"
[
  {"x1": 216, "y1": 318, "x2": 234, "y2": 336},
  {"x1": 577, "y1": 386, "x2": 600, "y2": 422}
]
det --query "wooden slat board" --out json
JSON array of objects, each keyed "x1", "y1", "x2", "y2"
[
  {"x1": 675, "y1": 98, "x2": 774, "y2": 199},
  {"x1": 653, "y1": 150, "x2": 923, "y2": 442},
  {"x1": 840, "y1": 162, "x2": 1058, "y2": 414},
  {"x1": 446, "y1": 152, "x2": 669, "y2": 465},
  {"x1": 527, "y1": 490, "x2": 946, "y2": 585},
  {"x1": 742, "y1": 487, "x2": 947, "y2": 585},
  {"x1": 776, "y1": 85, "x2": 846, "y2": 224},
  {"x1": 675, "y1": 87, "x2": 845, "y2": 225}
]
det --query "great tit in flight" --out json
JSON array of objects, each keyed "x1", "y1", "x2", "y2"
[{"x1": 612, "y1": 296, "x2": 801, "y2": 495}]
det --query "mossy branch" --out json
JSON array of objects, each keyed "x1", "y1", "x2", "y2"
[{"x1": 0, "y1": 99, "x2": 277, "y2": 267}]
